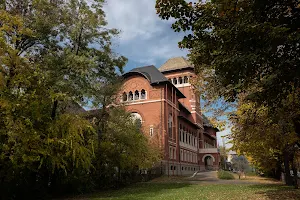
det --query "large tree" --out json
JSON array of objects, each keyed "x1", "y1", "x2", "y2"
[{"x1": 0, "y1": 0, "x2": 127, "y2": 198}]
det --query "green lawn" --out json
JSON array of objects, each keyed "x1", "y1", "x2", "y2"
[{"x1": 66, "y1": 182, "x2": 300, "y2": 200}]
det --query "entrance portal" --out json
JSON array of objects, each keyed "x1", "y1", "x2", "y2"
[{"x1": 204, "y1": 156, "x2": 213, "y2": 170}]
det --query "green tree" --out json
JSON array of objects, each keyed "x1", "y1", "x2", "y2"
[
  {"x1": 231, "y1": 92, "x2": 300, "y2": 182},
  {"x1": 95, "y1": 107, "x2": 162, "y2": 187},
  {"x1": 219, "y1": 145, "x2": 228, "y2": 170},
  {"x1": 0, "y1": 0, "x2": 127, "y2": 198},
  {"x1": 231, "y1": 155, "x2": 249, "y2": 179}
]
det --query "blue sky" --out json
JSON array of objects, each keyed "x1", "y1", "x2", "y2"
[{"x1": 103, "y1": 0, "x2": 232, "y2": 148}]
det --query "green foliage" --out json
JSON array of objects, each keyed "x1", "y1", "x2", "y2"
[
  {"x1": 217, "y1": 170, "x2": 235, "y2": 180},
  {"x1": 230, "y1": 92, "x2": 300, "y2": 177},
  {"x1": 156, "y1": 0, "x2": 300, "y2": 107},
  {"x1": 94, "y1": 107, "x2": 162, "y2": 187},
  {"x1": 219, "y1": 146, "x2": 228, "y2": 170}
]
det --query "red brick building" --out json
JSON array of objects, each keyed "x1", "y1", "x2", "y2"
[{"x1": 120, "y1": 57, "x2": 219, "y2": 175}]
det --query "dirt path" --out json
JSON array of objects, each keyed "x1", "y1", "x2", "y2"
[
  {"x1": 188, "y1": 171, "x2": 282, "y2": 185},
  {"x1": 151, "y1": 171, "x2": 282, "y2": 185}
]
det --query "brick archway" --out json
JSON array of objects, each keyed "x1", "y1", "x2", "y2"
[{"x1": 201, "y1": 154, "x2": 216, "y2": 163}]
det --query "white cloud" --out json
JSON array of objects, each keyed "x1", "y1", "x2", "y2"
[
  {"x1": 103, "y1": 0, "x2": 165, "y2": 42},
  {"x1": 103, "y1": 0, "x2": 189, "y2": 67}
]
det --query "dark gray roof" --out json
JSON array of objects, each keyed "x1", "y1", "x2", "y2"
[
  {"x1": 203, "y1": 114, "x2": 219, "y2": 132},
  {"x1": 178, "y1": 102, "x2": 191, "y2": 114},
  {"x1": 124, "y1": 65, "x2": 168, "y2": 84},
  {"x1": 123, "y1": 65, "x2": 186, "y2": 98}
]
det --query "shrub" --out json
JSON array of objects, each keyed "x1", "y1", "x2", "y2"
[{"x1": 217, "y1": 170, "x2": 235, "y2": 180}]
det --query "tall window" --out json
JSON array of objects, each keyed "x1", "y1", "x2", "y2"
[
  {"x1": 141, "y1": 89, "x2": 146, "y2": 99},
  {"x1": 173, "y1": 78, "x2": 177, "y2": 85},
  {"x1": 122, "y1": 92, "x2": 127, "y2": 101},
  {"x1": 150, "y1": 127, "x2": 154, "y2": 136},
  {"x1": 183, "y1": 127, "x2": 185, "y2": 143},
  {"x1": 128, "y1": 91, "x2": 133, "y2": 101},
  {"x1": 168, "y1": 114, "x2": 173, "y2": 138},
  {"x1": 181, "y1": 150, "x2": 183, "y2": 161},
  {"x1": 184, "y1": 76, "x2": 188, "y2": 83},
  {"x1": 134, "y1": 90, "x2": 139, "y2": 100},
  {"x1": 185, "y1": 130, "x2": 188, "y2": 143},
  {"x1": 179, "y1": 77, "x2": 183, "y2": 84},
  {"x1": 179, "y1": 124, "x2": 182, "y2": 142},
  {"x1": 173, "y1": 148, "x2": 175, "y2": 160}
]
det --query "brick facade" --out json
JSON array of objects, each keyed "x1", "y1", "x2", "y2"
[{"x1": 120, "y1": 58, "x2": 220, "y2": 175}]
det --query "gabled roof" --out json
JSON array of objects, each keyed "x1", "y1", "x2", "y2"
[
  {"x1": 123, "y1": 65, "x2": 185, "y2": 98},
  {"x1": 124, "y1": 65, "x2": 168, "y2": 84},
  {"x1": 159, "y1": 57, "x2": 194, "y2": 73}
]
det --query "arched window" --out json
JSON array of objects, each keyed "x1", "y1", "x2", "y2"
[
  {"x1": 168, "y1": 114, "x2": 173, "y2": 138},
  {"x1": 184, "y1": 76, "x2": 188, "y2": 83},
  {"x1": 179, "y1": 77, "x2": 183, "y2": 84},
  {"x1": 122, "y1": 92, "x2": 127, "y2": 102},
  {"x1": 128, "y1": 91, "x2": 133, "y2": 101},
  {"x1": 131, "y1": 112, "x2": 142, "y2": 131},
  {"x1": 173, "y1": 78, "x2": 177, "y2": 85},
  {"x1": 141, "y1": 89, "x2": 146, "y2": 99},
  {"x1": 134, "y1": 90, "x2": 139, "y2": 100}
]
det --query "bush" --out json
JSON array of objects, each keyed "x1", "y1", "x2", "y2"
[{"x1": 217, "y1": 170, "x2": 235, "y2": 180}]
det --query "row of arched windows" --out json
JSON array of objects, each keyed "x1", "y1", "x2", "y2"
[
  {"x1": 179, "y1": 124, "x2": 197, "y2": 147},
  {"x1": 122, "y1": 90, "x2": 146, "y2": 102},
  {"x1": 168, "y1": 76, "x2": 192, "y2": 85}
]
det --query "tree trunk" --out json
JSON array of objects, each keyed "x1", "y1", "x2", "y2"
[
  {"x1": 117, "y1": 164, "x2": 121, "y2": 187},
  {"x1": 51, "y1": 100, "x2": 58, "y2": 120},
  {"x1": 283, "y1": 149, "x2": 293, "y2": 185},
  {"x1": 275, "y1": 160, "x2": 282, "y2": 180},
  {"x1": 292, "y1": 157, "x2": 298, "y2": 189}
]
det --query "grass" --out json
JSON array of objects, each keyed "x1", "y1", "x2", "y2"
[
  {"x1": 217, "y1": 170, "x2": 235, "y2": 180},
  {"x1": 63, "y1": 182, "x2": 300, "y2": 200}
]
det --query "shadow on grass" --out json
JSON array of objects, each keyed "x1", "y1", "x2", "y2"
[
  {"x1": 68, "y1": 182, "x2": 192, "y2": 200},
  {"x1": 249, "y1": 184, "x2": 300, "y2": 200}
]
